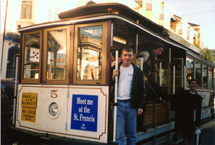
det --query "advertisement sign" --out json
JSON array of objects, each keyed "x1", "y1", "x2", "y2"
[
  {"x1": 21, "y1": 93, "x2": 37, "y2": 122},
  {"x1": 71, "y1": 94, "x2": 98, "y2": 132},
  {"x1": 201, "y1": 91, "x2": 210, "y2": 107}
]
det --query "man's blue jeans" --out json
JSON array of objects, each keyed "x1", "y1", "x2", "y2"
[{"x1": 116, "y1": 100, "x2": 137, "y2": 145}]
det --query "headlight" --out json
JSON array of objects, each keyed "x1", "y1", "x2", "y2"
[{"x1": 49, "y1": 102, "x2": 59, "y2": 117}]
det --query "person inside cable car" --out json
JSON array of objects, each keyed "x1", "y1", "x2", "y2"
[{"x1": 137, "y1": 42, "x2": 165, "y2": 132}]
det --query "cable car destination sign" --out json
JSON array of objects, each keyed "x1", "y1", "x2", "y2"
[{"x1": 21, "y1": 92, "x2": 37, "y2": 122}]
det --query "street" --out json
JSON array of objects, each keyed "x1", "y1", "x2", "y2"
[
  {"x1": 160, "y1": 119, "x2": 215, "y2": 145},
  {"x1": 199, "y1": 119, "x2": 215, "y2": 145}
]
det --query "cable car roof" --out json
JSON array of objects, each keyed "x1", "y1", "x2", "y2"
[{"x1": 17, "y1": 3, "x2": 214, "y2": 67}]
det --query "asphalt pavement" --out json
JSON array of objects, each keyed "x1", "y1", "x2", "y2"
[{"x1": 159, "y1": 119, "x2": 215, "y2": 145}]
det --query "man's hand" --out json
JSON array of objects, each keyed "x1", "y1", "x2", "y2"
[
  {"x1": 195, "y1": 126, "x2": 200, "y2": 130},
  {"x1": 138, "y1": 108, "x2": 143, "y2": 115},
  {"x1": 112, "y1": 69, "x2": 120, "y2": 78}
]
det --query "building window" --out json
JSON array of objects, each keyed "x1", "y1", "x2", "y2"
[
  {"x1": 178, "y1": 23, "x2": 183, "y2": 35},
  {"x1": 146, "y1": 1, "x2": 152, "y2": 11},
  {"x1": 159, "y1": 6, "x2": 164, "y2": 20},
  {"x1": 6, "y1": 46, "x2": 20, "y2": 78},
  {"x1": 21, "y1": 0, "x2": 32, "y2": 19},
  {"x1": 187, "y1": 27, "x2": 190, "y2": 40},
  {"x1": 135, "y1": 0, "x2": 142, "y2": 7}
]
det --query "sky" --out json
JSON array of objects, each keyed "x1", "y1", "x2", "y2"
[{"x1": 165, "y1": 0, "x2": 215, "y2": 50}]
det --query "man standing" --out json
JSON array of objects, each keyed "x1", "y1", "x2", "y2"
[
  {"x1": 172, "y1": 79, "x2": 202, "y2": 145},
  {"x1": 112, "y1": 46, "x2": 145, "y2": 145}
]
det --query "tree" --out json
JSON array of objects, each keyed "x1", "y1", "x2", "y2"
[{"x1": 200, "y1": 47, "x2": 215, "y2": 64}]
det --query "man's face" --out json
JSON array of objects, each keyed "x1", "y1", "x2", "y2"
[
  {"x1": 121, "y1": 49, "x2": 133, "y2": 67},
  {"x1": 189, "y1": 81, "x2": 198, "y2": 90},
  {"x1": 153, "y1": 47, "x2": 163, "y2": 57}
]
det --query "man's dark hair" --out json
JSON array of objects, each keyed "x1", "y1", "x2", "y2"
[
  {"x1": 188, "y1": 79, "x2": 197, "y2": 84},
  {"x1": 150, "y1": 42, "x2": 165, "y2": 51},
  {"x1": 120, "y1": 46, "x2": 134, "y2": 54}
]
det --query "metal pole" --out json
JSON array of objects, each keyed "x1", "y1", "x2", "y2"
[
  {"x1": 168, "y1": 48, "x2": 171, "y2": 95},
  {"x1": 168, "y1": 48, "x2": 171, "y2": 139},
  {"x1": 12, "y1": 54, "x2": 19, "y2": 126},
  {"x1": 184, "y1": 66, "x2": 187, "y2": 89},
  {"x1": 159, "y1": 62, "x2": 162, "y2": 86},
  {"x1": 110, "y1": 22, "x2": 118, "y2": 142},
  {"x1": 135, "y1": 21, "x2": 139, "y2": 65},
  {"x1": 113, "y1": 50, "x2": 118, "y2": 142},
  {"x1": 1, "y1": 0, "x2": 8, "y2": 68},
  {"x1": 136, "y1": 20, "x2": 139, "y2": 55},
  {"x1": 140, "y1": 57, "x2": 143, "y2": 71},
  {"x1": 173, "y1": 65, "x2": 175, "y2": 94}
]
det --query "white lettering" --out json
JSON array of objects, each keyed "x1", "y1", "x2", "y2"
[
  {"x1": 87, "y1": 100, "x2": 93, "y2": 105},
  {"x1": 76, "y1": 97, "x2": 86, "y2": 104},
  {"x1": 84, "y1": 106, "x2": 90, "y2": 113},
  {"x1": 79, "y1": 114, "x2": 95, "y2": 122}
]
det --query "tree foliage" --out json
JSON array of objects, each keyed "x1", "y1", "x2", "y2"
[{"x1": 200, "y1": 48, "x2": 215, "y2": 64}]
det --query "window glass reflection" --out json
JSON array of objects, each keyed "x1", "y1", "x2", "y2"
[
  {"x1": 195, "y1": 61, "x2": 202, "y2": 88},
  {"x1": 186, "y1": 57, "x2": 194, "y2": 86},
  {"x1": 208, "y1": 67, "x2": 212, "y2": 89},
  {"x1": 77, "y1": 26, "x2": 102, "y2": 80},
  {"x1": 23, "y1": 33, "x2": 40, "y2": 79},
  {"x1": 47, "y1": 29, "x2": 67, "y2": 80},
  {"x1": 202, "y1": 64, "x2": 207, "y2": 88}
]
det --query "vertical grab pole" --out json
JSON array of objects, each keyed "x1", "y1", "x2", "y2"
[
  {"x1": 173, "y1": 65, "x2": 175, "y2": 94},
  {"x1": 167, "y1": 48, "x2": 171, "y2": 140},
  {"x1": 110, "y1": 22, "x2": 118, "y2": 143},
  {"x1": 12, "y1": 54, "x2": 19, "y2": 126},
  {"x1": 184, "y1": 66, "x2": 187, "y2": 89},
  {"x1": 113, "y1": 50, "x2": 118, "y2": 142},
  {"x1": 159, "y1": 62, "x2": 162, "y2": 86},
  {"x1": 140, "y1": 57, "x2": 144, "y2": 71},
  {"x1": 168, "y1": 48, "x2": 171, "y2": 95},
  {"x1": 135, "y1": 20, "x2": 139, "y2": 65}
]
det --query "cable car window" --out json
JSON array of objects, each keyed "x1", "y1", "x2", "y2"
[
  {"x1": 202, "y1": 64, "x2": 208, "y2": 88},
  {"x1": 208, "y1": 67, "x2": 213, "y2": 89},
  {"x1": 77, "y1": 26, "x2": 102, "y2": 81},
  {"x1": 186, "y1": 56, "x2": 194, "y2": 86},
  {"x1": 46, "y1": 29, "x2": 67, "y2": 80},
  {"x1": 73, "y1": 23, "x2": 108, "y2": 85},
  {"x1": 23, "y1": 32, "x2": 40, "y2": 80},
  {"x1": 195, "y1": 61, "x2": 202, "y2": 88}
]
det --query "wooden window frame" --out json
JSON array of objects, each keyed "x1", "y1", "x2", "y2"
[
  {"x1": 43, "y1": 26, "x2": 70, "y2": 84},
  {"x1": 73, "y1": 22, "x2": 108, "y2": 85},
  {"x1": 21, "y1": 30, "x2": 42, "y2": 84}
]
